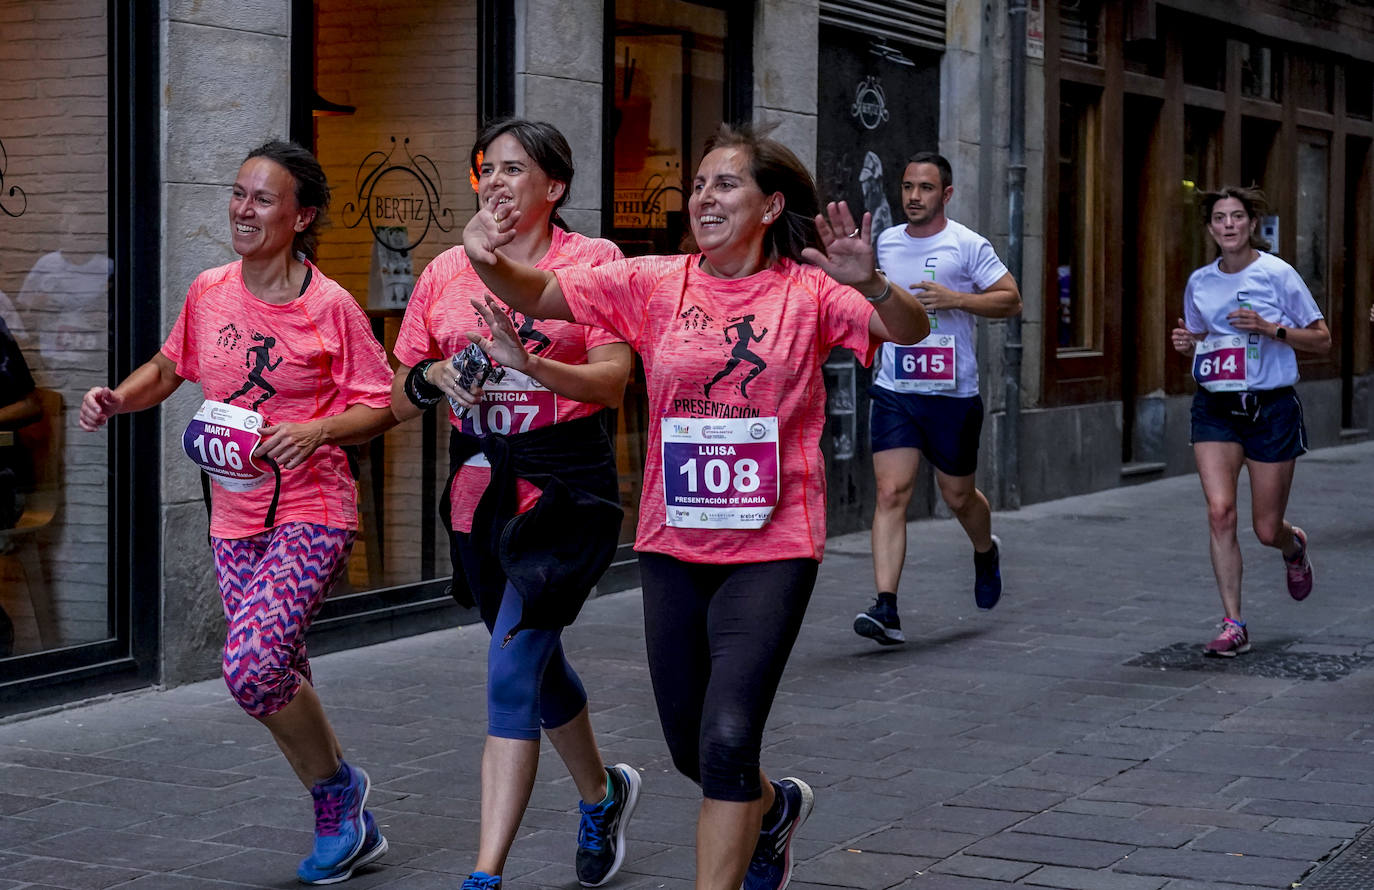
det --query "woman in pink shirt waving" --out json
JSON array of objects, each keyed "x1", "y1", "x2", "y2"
[
  {"x1": 79, "y1": 141, "x2": 396, "y2": 885},
  {"x1": 461, "y1": 124, "x2": 928, "y2": 890}
]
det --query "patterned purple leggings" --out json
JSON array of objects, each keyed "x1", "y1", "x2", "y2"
[{"x1": 213, "y1": 523, "x2": 354, "y2": 718}]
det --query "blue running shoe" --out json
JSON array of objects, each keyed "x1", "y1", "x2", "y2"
[
  {"x1": 743, "y1": 777, "x2": 814, "y2": 890},
  {"x1": 974, "y1": 535, "x2": 1002, "y2": 610},
  {"x1": 462, "y1": 872, "x2": 502, "y2": 890},
  {"x1": 576, "y1": 763, "x2": 641, "y2": 887},
  {"x1": 298, "y1": 761, "x2": 373, "y2": 885}
]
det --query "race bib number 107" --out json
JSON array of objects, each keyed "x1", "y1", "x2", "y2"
[{"x1": 661, "y1": 416, "x2": 779, "y2": 529}]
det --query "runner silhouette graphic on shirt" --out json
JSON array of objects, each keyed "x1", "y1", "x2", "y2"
[
  {"x1": 704, "y1": 314, "x2": 768, "y2": 398},
  {"x1": 516, "y1": 312, "x2": 552, "y2": 355},
  {"x1": 226, "y1": 332, "x2": 282, "y2": 410}
]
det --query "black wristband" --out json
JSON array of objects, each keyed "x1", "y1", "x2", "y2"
[{"x1": 404, "y1": 359, "x2": 444, "y2": 409}]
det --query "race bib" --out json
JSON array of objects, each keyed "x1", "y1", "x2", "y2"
[
  {"x1": 661, "y1": 416, "x2": 779, "y2": 529},
  {"x1": 893, "y1": 335, "x2": 957, "y2": 392},
  {"x1": 182, "y1": 400, "x2": 269, "y2": 492},
  {"x1": 1193, "y1": 335, "x2": 1248, "y2": 392},
  {"x1": 459, "y1": 369, "x2": 559, "y2": 468}
]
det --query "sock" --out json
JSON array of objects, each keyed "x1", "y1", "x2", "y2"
[
  {"x1": 975, "y1": 541, "x2": 997, "y2": 560},
  {"x1": 1225, "y1": 617, "x2": 1245, "y2": 628},
  {"x1": 877, "y1": 592, "x2": 897, "y2": 606},
  {"x1": 591, "y1": 768, "x2": 615, "y2": 808}
]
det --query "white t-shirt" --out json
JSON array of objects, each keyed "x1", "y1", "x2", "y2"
[
  {"x1": 1183, "y1": 252, "x2": 1323, "y2": 391},
  {"x1": 872, "y1": 220, "x2": 1008, "y2": 398}
]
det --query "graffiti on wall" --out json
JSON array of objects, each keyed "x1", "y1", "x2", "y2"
[{"x1": 0, "y1": 138, "x2": 28, "y2": 219}]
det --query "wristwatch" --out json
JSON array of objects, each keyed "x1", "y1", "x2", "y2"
[{"x1": 1275, "y1": 326, "x2": 1287, "y2": 341}]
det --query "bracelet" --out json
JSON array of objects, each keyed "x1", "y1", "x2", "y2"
[
  {"x1": 863, "y1": 275, "x2": 892, "y2": 305},
  {"x1": 404, "y1": 359, "x2": 443, "y2": 409}
]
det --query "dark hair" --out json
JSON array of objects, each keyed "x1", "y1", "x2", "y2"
[
  {"x1": 244, "y1": 140, "x2": 330, "y2": 261},
  {"x1": 470, "y1": 118, "x2": 575, "y2": 229},
  {"x1": 905, "y1": 152, "x2": 953, "y2": 190},
  {"x1": 1199, "y1": 185, "x2": 1270, "y2": 251},
  {"x1": 699, "y1": 122, "x2": 822, "y2": 264}
]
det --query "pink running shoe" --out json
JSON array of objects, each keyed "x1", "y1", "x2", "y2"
[
  {"x1": 1285, "y1": 527, "x2": 1313, "y2": 601},
  {"x1": 1204, "y1": 619, "x2": 1250, "y2": 657}
]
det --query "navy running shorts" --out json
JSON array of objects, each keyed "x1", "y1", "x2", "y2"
[
  {"x1": 1190, "y1": 387, "x2": 1307, "y2": 463},
  {"x1": 869, "y1": 387, "x2": 983, "y2": 477}
]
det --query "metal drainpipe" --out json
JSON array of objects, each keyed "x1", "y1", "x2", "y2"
[{"x1": 1002, "y1": 0, "x2": 1027, "y2": 510}]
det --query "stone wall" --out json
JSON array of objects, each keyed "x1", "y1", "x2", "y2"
[
  {"x1": 514, "y1": 0, "x2": 604, "y2": 236},
  {"x1": 158, "y1": 1, "x2": 292, "y2": 682}
]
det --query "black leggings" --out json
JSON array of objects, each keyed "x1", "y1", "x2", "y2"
[{"x1": 638, "y1": 553, "x2": 818, "y2": 802}]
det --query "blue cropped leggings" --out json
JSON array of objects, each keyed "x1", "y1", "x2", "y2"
[{"x1": 483, "y1": 580, "x2": 589, "y2": 740}]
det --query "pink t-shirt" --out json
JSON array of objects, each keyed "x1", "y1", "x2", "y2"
[
  {"x1": 393, "y1": 228, "x2": 625, "y2": 532},
  {"x1": 162, "y1": 260, "x2": 394, "y2": 539},
  {"x1": 556, "y1": 255, "x2": 876, "y2": 563}
]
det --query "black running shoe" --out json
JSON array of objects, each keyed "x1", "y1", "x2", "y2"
[
  {"x1": 575, "y1": 763, "x2": 641, "y2": 887},
  {"x1": 853, "y1": 596, "x2": 904, "y2": 645},
  {"x1": 974, "y1": 535, "x2": 1002, "y2": 610}
]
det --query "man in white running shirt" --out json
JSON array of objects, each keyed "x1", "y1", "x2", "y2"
[{"x1": 854, "y1": 153, "x2": 1021, "y2": 645}]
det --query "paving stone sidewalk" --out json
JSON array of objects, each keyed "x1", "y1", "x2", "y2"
[{"x1": 2, "y1": 441, "x2": 1372, "y2": 890}]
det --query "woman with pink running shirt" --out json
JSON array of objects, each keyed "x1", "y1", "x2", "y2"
[
  {"x1": 460, "y1": 124, "x2": 929, "y2": 890},
  {"x1": 391, "y1": 119, "x2": 639, "y2": 890},
  {"x1": 79, "y1": 141, "x2": 396, "y2": 885}
]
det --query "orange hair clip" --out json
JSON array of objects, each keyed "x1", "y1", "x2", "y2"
[{"x1": 470, "y1": 151, "x2": 483, "y2": 193}]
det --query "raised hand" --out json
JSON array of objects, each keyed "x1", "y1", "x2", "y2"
[
  {"x1": 462, "y1": 193, "x2": 521, "y2": 265},
  {"x1": 800, "y1": 201, "x2": 880, "y2": 291},
  {"x1": 469, "y1": 295, "x2": 530, "y2": 373}
]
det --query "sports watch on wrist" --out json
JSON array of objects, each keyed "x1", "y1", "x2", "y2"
[{"x1": 1275, "y1": 326, "x2": 1287, "y2": 341}]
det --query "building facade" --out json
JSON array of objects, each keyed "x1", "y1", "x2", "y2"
[{"x1": 0, "y1": 0, "x2": 1368, "y2": 713}]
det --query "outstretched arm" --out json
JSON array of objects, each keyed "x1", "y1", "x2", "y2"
[
  {"x1": 79, "y1": 351, "x2": 184, "y2": 432},
  {"x1": 462, "y1": 194, "x2": 575, "y2": 321},
  {"x1": 801, "y1": 201, "x2": 929, "y2": 345}
]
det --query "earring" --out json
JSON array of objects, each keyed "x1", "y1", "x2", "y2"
[{"x1": 763, "y1": 214, "x2": 771, "y2": 222}]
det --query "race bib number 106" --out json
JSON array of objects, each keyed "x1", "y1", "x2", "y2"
[{"x1": 661, "y1": 416, "x2": 779, "y2": 529}]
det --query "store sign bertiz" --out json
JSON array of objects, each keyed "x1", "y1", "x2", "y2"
[
  {"x1": 341, "y1": 137, "x2": 454, "y2": 309},
  {"x1": 850, "y1": 76, "x2": 890, "y2": 131}
]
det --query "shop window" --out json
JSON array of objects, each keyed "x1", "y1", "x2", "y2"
[
  {"x1": 1056, "y1": 86, "x2": 1103, "y2": 351},
  {"x1": 606, "y1": 0, "x2": 730, "y2": 562},
  {"x1": 306, "y1": 0, "x2": 479, "y2": 596},
  {"x1": 1182, "y1": 108, "x2": 1222, "y2": 275},
  {"x1": 1347, "y1": 62, "x2": 1373, "y2": 120},
  {"x1": 1295, "y1": 133, "x2": 1329, "y2": 316},
  {"x1": 1240, "y1": 116, "x2": 1279, "y2": 202},
  {"x1": 1240, "y1": 41, "x2": 1281, "y2": 102},
  {"x1": 1289, "y1": 55, "x2": 1332, "y2": 113},
  {"x1": 1180, "y1": 25, "x2": 1224, "y2": 90},
  {"x1": 1059, "y1": 0, "x2": 1101, "y2": 66},
  {"x1": 0, "y1": 1, "x2": 114, "y2": 659},
  {"x1": 609, "y1": 2, "x2": 728, "y2": 257}
]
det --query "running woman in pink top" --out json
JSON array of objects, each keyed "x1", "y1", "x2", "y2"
[
  {"x1": 390, "y1": 120, "x2": 639, "y2": 890},
  {"x1": 79, "y1": 141, "x2": 396, "y2": 885},
  {"x1": 461, "y1": 124, "x2": 929, "y2": 890}
]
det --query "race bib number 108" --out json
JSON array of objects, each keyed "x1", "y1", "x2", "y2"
[{"x1": 661, "y1": 416, "x2": 779, "y2": 529}]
